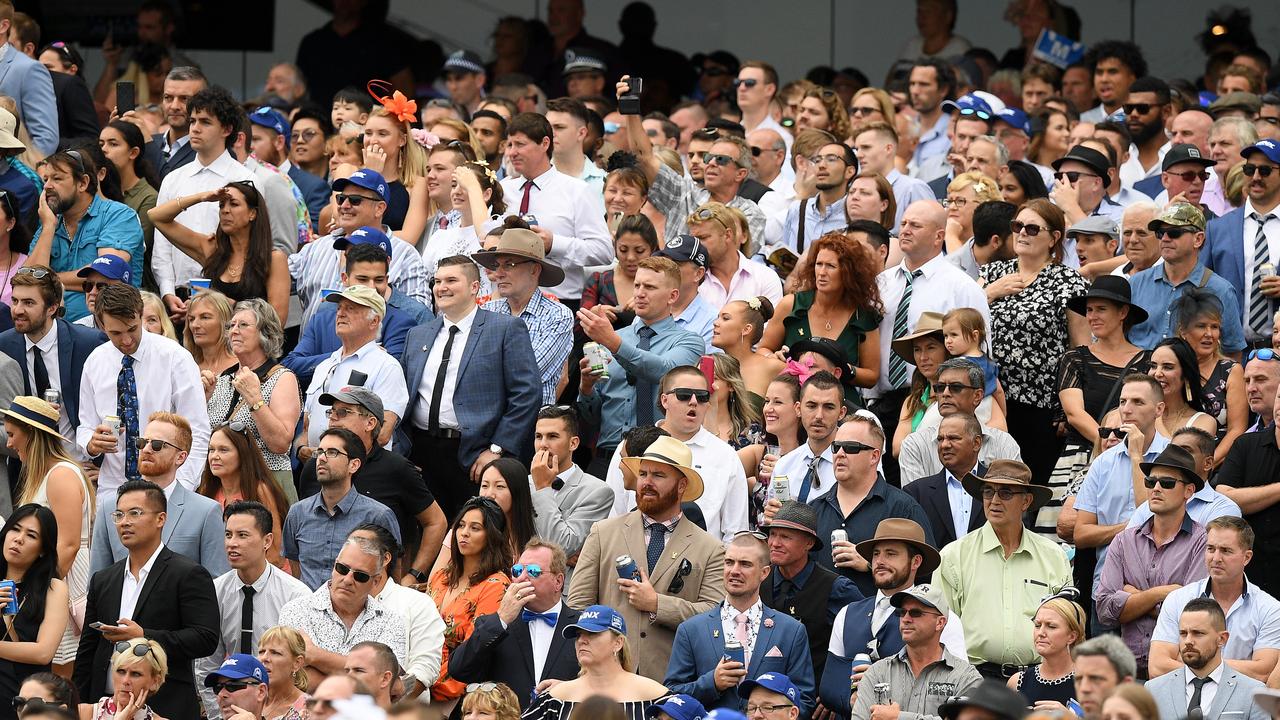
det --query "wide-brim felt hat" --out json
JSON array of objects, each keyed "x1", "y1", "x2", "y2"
[
  {"x1": 854, "y1": 517, "x2": 940, "y2": 576},
  {"x1": 961, "y1": 459, "x2": 1053, "y2": 510},
  {"x1": 1065, "y1": 275, "x2": 1148, "y2": 325}
]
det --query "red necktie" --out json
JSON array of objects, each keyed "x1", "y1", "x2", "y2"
[{"x1": 519, "y1": 180, "x2": 534, "y2": 215}]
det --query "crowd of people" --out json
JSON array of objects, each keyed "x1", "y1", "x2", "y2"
[{"x1": 4, "y1": 0, "x2": 1280, "y2": 720}]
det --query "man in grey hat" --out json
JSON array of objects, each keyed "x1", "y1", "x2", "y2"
[
  {"x1": 850, "y1": 584, "x2": 981, "y2": 720},
  {"x1": 474, "y1": 228, "x2": 573, "y2": 405},
  {"x1": 937, "y1": 679, "x2": 1030, "y2": 720},
  {"x1": 1067, "y1": 215, "x2": 1120, "y2": 269}
]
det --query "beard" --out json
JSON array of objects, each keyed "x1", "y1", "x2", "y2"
[
  {"x1": 636, "y1": 482, "x2": 682, "y2": 516},
  {"x1": 138, "y1": 455, "x2": 174, "y2": 478},
  {"x1": 873, "y1": 564, "x2": 912, "y2": 591},
  {"x1": 1129, "y1": 118, "x2": 1164, "y2": 145},
  {"x1": 1182, "y1": 647, "x2": 1210, "y2": 670}
]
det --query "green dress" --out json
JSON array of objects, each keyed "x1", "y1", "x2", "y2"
[{"x1": 781, "y1": 291, "x2": 882, "y2": 404}]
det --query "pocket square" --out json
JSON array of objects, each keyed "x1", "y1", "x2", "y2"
[{"x1": 765, "y1": 646, "x2": 784, "y2": 658}]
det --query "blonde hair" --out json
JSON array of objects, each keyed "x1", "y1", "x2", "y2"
[
  {"x1": 368, "y1": 107, "x2": 427, "y2": 189},
  {"x1": 428, "y1": 117, "x2": 486, "y2": 162},
  {"x1": 141, "y1": 291, "x2": 177, "y2": 341},
  {"x1": 183, "y1": 290, "x2": 234, "y2": 364},
  {"x1": 851, "y1": 87, "x2": 897, "y2": 130},
  {"x1": 13, "y1": 419, "x2": 81, "y2": 509},
  {"x1": 712, "y1": 353, "x2": 761, "y2": 439},
  {"x1": 941, "y1": 307, "x2": 989, "y2": 355},
  {"x1": 948, "y1": 171, "x2": 1002, "y2": 203},
  {"x1": 637, "y1": 256, "x2": 681, "y2": 288},
  {"x1": 111, "y1": 638, "x2": 168, "y2": 685},
  {"x1": 260, "y1": 626, "x2": 309, "y2": 692},
  {"x1": 1039, "y1": 597, "x2": 1086, "y2": 648},
  {"x1": 460, "y1": 682, "x2": 520, "y2": 720},
  {"x1": 1106, "y1": 683, "x2": 1159, "y2": 720}
]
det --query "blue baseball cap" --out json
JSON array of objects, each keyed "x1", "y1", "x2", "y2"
[
  {"x1": 249, "y1": 107, "x2": 291, "y2": 148},
  {"x1": 941, "y1": 93, "x2": 993, "y2": 120},
  {"x1": 737, "y1": 672, "x2": 801, "y2": 705},
  {"x1": 333, "y1": 225, "x2": 393, "y2": 258},
  {"x1": 332, "y1": 169, "x2": 389, "y2": 202},
  {"x1": 563, "y1": 605, "x2": 627, "y2": 638},
  {"x1": 1242, "y1": 139, "x2": 1280, "y2": 165},
  {"x1": 657, "y1": 234, "x2": 709, "y2": 268},
  {"x1": 77, "y1": 254, "x2": 132, "y2": 284},
  {"x1": 646, "y1": 694, "x2": 706, "y2": 720},
  {"x1": 202, "y1": 653, "x2": 268, "y2": 687},
  {"x1": 994, "y1": 107, "x2": 1030, "y2": 135}
]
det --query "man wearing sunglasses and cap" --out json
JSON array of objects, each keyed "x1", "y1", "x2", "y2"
[
  {"x1": 569, "y1": 434, "x2": 726, "y2": 682},
  {"x1": 937, "y1": 459, "x2": 1070, "y2": 679},
  {"x1": 1050, "y1": 144, "x2": 1126, "y2": 228},
  {"x1": 203, "y1": 653, "x2": 271, "y2": 720}
]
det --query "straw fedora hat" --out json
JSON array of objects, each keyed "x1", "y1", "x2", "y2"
[
  {"x1": 890, "y1": 311, "x2": 945, "y2": 367},
  {"x1": 854, "y1": 517, "x2": 940, "y2": 576},
  {"x1": 620, "y1": 435, "x2": 704, "y2": 502},
  {"x1": 471, "y1": 228, "x2": 566, "y2": 287},
  {"x1": 0, "y1": 397, "x2": 63, "y2": 439}
]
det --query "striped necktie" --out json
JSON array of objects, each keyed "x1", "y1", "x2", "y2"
[
  {"x1": 888, "y1": 268, "x2": 923, "y2": 388},
  {"x1": 1250, "y1": 212, "x2": 1276, "y2": 337}
]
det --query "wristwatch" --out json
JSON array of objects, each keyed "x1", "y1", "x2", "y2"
[
  {"x1": 251, "y1": 400, "x2": 267, "y2": 412},
  {"x1": 407, "y1": 567, "x2": 429, "y2": 583},
  {"x1": 489, "y1": 444, "x2": 504, "y2": 456}
]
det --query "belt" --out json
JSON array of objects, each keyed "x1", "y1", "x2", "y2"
[
  {"x1": 976, "y1": 662, "x2": 1022, "y2": 678},
  {"x1": 415, "y1": 426, "x2": 461, "y2": 440}
]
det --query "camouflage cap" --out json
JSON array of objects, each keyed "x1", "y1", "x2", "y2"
[{"x1": 1147, "y1": 202, "x2": 1206, "y2": 232}]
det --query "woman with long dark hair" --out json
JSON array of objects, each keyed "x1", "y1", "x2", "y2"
[
  {"x1": 0, "y1": 504, "x2": 69, "y2": 720},
  {"x1": 425, "y1": 496, "x2": 513, "y2": 710},
  {"x1": 0, "y1": 187, "x2": 31, "y2": 307},
  {"x1": 1148, "y1": 337, "x2": 1218, "y2": 438},
  {"x1": 739, "y1": 373, "x2": 805, "y2": 529},
  {"x1": 998, "y1": 159, "x2": 1051, "y2": 206},
  {"x1": 478, "y1": 457, "x2": 536, "y2": 558},
  {"x1": 198, "y1": 424, "x2": 292, "y2": 567},
  {"x1": 15, "y1": 671, "x2": 78, "y2": 718},
  {"x1": 100, "y1": 120, "x2": 159, "y2": 290},
  {"x1": 148, "y1": 180, "x2": 291, "y2": 323}
]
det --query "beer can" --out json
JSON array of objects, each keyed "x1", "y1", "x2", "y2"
[
  {"x1": 43, "y1": 388, "x2": 61, "y2": 407},
  {"x1": 723, "y1": 636, "x2": 745, "y2": 667},
  {"x1": 873, "y1": 682, "x2": 891, "y2": 705},
  {"x1": 0, "y1": 580, "x2": 16, "y2": 615},
  {"x1": 615, "y1": 555, "x2": 640, "y2": 580},
  {"x1": 1263, "y1": 263, "x2": 1276, "y2": 278},
  {"x1": 831, "y1": 529, "x2": 848, "y2": 545},
  {"x1": 584, "y1": 342, "x2": 611, "y2": 378},
  {"x1": 772, "y1": 475, "x2": 791, "y2": 503},
  {"x1": 104, "y1": 415, "x2": 122, "y2": 437},
  {"x1": 851, "y1": 652, "x2": 872, "y2": 690}
]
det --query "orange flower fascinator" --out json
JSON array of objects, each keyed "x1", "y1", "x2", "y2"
[{"x1": 367, "y1": 80, "x2": 417, "y2": 124}]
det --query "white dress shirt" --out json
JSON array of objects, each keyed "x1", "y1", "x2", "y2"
[
  {"x1": 25, "y1": 328, "x2": 72, "y2": 437},
  {"x1": 77, "y1": 332, "x2": 210, "y2": 498},
  {"x1": 152, "y1": 150, "x2": 255, "y2": 296},
  {"x1": 1184, "y1": 662, "x2": 1224, "y2": 712},
  {"x1": 1242, "y1": 199, "x2": 1280, "y2": 338},
  {"x1": 411, "y1": 306, "x2": 476, "y2": 431},
  {"x1": 830, "y1": 590, "x2": 968, "y2": 658},
  {"x1": 773, "y1": 441, "x2": 836, "y2": 504},
  {"x1": 499, "y1": 166, "x2": 613, "y2": 301},
  {"x1": 945, "y1": 468, "x2": 975, "y2": 541},
  {"x1": 870, "y1": 254, "x2": 991, "y2": 398},
  {"x1": 304, "y1": 339, "x2": 409, "y2": 446},
  {"x1": 529, "y1": 599, "x2": 563, "y2": 681},
  {"x1": 376, "y1": 578, "x2": 447, "y2": 691},
  {"x1": 1119, "y1": 141, "x2": 1170, "y2": 189},
  {"x1": 698, "y1": 254, "x2": 784, "y2": 310}
]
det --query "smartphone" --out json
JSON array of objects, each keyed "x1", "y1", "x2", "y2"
[
  {"x1": 619, "y1": 77, "x2": 643, "y2": 115},
  {"x1": 699, "y1": 355, "x2": 715, "y2": 391},
  {"x1": 116, "y1": 81, "x2": 136, "y2": 113},
  {"x1": 89, "y1": 621, "x2": 117, "y2": 631},
  {"x1": 348, "y1": 370, "x2": 368, "y2": 387}
]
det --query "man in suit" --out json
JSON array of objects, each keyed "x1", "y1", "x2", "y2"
[
  {"x1": 529, "y1": 405, "x2": 613, "y2": 565},
  {"x1": 568, "y1": 434, "x2": 726, "y2": 681},
  {"x1": 1146, "y1": 598, "x2": 1269, "y2": 720},
  {"x1": 400, "y1": 254, "x2": 541, "y2": 518},
  {"x1": 89, "y1": 412, "x2": 229, "y2": 576},
  {"x1": 0, "y1": 3, "x2": 57, "y2": 156},
  {"x1": 903, "y1": 413, "x2": 986, "y2": 547},
  {"x1": 665, "y1": 532, "x2": 815, "y2": 715},
  {"x1": 450, "y1": 538, "x2": 583, "y2": 708},
  {"x1": 75, "y1": 479, "x2": 221, "y2": 720},
  {"x1": 140, "y1": 66, "x2": 206, "y2": 181}
]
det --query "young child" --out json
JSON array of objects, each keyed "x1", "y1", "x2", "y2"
[
  {"x1": 330, "y1": 86, "x2": 372, "y2": 128},
  {"x1": 941, "y1": 307, "x2": 1007, "y2": 415}
]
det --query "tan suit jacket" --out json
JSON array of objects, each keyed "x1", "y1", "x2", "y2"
[{"x1": 567, "y1": 511, "x2": 726, "y2": 680}]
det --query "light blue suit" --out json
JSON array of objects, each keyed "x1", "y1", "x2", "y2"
[
  {"x1": 1204, "y1": 207, "x2": 1249, "y2": 303},
  {"x1": 664, "y1": 603, "x2": 816, "y2": 716},
  {"x1": 1145, "y1": 664, "x2": 1268, "y2": 720},
  {"x1": 89, "y1": 482, "x2": 230, "y2": 577},
  {"x1": 0, "y1": 46, "x2": 58, "y2": 156}
]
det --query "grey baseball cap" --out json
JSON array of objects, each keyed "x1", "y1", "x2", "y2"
[
  {"x1": 318, "y1": 386, "x2": 385, "y2": 418},
  {"x1": 890, "y1": 583, "x2": 951, "y2": 616},
  {"x1": 1065, "y1": 215, "x2": 1119, "y2": 240}
]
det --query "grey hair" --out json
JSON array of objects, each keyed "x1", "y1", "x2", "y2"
[
  {"x1": 1072, "y1": 634, "x2": 1137, "y2": 680},
  {"x1": 343, "y1": 536, "x2": 382, "y2": 559},
  {"x1": 1212, "y1": 116, "x2": 1259, "y2": 148},
  {"x1": 166, "y1": 66, "x2": 207, "y2": 84},
  {"x1": 270, "y1": 62, "x2": 306, "y2": 85},
  {"x1": 937, "y1": 357, "x2": 984, "y2": 390},
  {"x1": 1121, "y1": 200, "x2": 1160, "y2": 224},
  {"x1": 971, "y1": 135, "x2": 1009, "y2": 167},
  {"x1": 231, "y1": 299, "x2": 285, "y2": 360}
]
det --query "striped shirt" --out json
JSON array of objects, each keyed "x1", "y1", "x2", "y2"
[
  {"x1": 483, "y1": 291, "x2": 573, "y2": 404},
  {"x1": 289, "y1": 228, "x2": 431, "y2": 327}
]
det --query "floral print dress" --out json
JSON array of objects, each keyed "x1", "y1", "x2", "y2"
[{"x1": 425, "y1": 569, "x2": 510, "y2": 702}]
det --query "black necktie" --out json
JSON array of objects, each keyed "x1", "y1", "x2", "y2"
[
  {"x1": 1188, "y1": 676, "x2": 1209, "y2": 713},
  {"x1": 646, "y1": 523, "x2": 667, "y2": 573},
  {"x1": 428, "y1": 325, "x2": 460, "y2": 432},
  {"x1": 32, "y1": 347, "x2": 49, "y2": 396},
  {"x1": 634, "y1": 326, "x2": 658, "y2": 427},
  {"x1": 777, "y1": 578, "x2": 796, "y2": 609},
  {"x1": 239, "y1": 585, "x2": 256, "y2": 654}
]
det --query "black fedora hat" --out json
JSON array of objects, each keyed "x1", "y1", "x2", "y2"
[
  {"x1": 1139, "y1": 444, "x2": 1204, "y2": 490},
  {"x1": 1052, "y1": 144, "x2": 1111, "y2": 177},
  {"x1": 1066, "y1": 275, "x2": 1149, "y2": 325}
]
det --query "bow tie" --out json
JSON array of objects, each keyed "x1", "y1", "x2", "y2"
[{"x1": 522, "y1": 609, "x2": 559, "y2": 627}]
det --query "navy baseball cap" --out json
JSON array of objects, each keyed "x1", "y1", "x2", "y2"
[
  {"x1": 77, "y1": 254, "x2": 132, "y2": 284},
  {"x1": 249, "y1": 107, "x2": 291, "y2": 148},
  {"x1": 443, "y1": 50, "x2": 485, "y2": 76},
  {"x1": 941, "y1": 93, "x2": 993, "y2": 120},
  {"x1": 994, "y1": 107, "x2": 1031, "y2": 135},
  {"x1": 657, "y1": 234, "x2": 709, "y2": 268},
  {"x1": 203, "y1": 653, "x2": 268, "y2": 687},
  {"x1": 332, "y1": 169, "x2": 389, "y2": 202},
  {"x1": 646, "y1": 694, "x2": 707, "y2": 720},
  {"x1": 737, "y1": 672, "x2": 801, "y2": 705},
  {"x1": 563, "y1": 605, "x2": 627, "y2": 638},
  {"x1": 1242, "y1": 139, "x2": 1280, "y2": 165},
  {"x1": 332, "y1": 225, "x2": 393, "y2": 257}
]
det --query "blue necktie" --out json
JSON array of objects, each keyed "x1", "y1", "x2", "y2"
[
  {"x1": 798, "y1": 454, "x2": 820, "y2": 504},
  {"x1": 521, "y1": 609, "x2": 559, "y2": 626},
  {"x1": 118, "y1": 355, "x2": 141, "y2": 481},
  {"x1": 634, "y1": 325, "x2": 658, "y2": 427},
  {"x1": 646, "y1": 522, "x2": 667, "y2": 573}
]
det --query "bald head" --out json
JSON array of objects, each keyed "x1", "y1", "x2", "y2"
[
  {"x1": 898, "y1": 200, "x2": 946, "y2": 266},
  {"x1": 1170, "y1": 111, "x2": 1213, "y2": 154},
  {"x1": 748, "y1": 128, "x2": 787, "y2": 182}
]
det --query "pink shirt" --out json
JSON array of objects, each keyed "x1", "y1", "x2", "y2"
[{"x1": 698, "y1": 253, "x2": 784, "y2": 311}]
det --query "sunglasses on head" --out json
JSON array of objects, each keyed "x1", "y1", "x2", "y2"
[
  {"x1": 114, "y1": 640, "x2": 153, "y2": 657},
  {"x1": 466, "y1": 682, "x2": 499, "y2": 693},
  {"x1": 16, "y1": 267, "x2": 51, "y2": 280},
  {"x1": 1164, "y1": 170, "x2": 1209, "y2": 183},
  {"x1": 1248, "y1": 348, "x2": 1278, "y2": 362},
  {"x1": 511, "y1": 563, "x2": 543, "y2": 578},
  {"x1": 932, "y1": 381, "x2": 977, "y2": 395},
  {"x1": 1010, "y1": 220, "x2": 1046, "y2": 236},
  {"x1": 1143, "y1": 474, "x2": 1187, "y2": 490},
  {"x1": 957, "y1": 107, "x2": 992, "y2": 120},
  {"x1": 894, "y1": 607, "x2": 942, "y2": 619},
  {"x1": 1053, "y1": 170, "x2": 1098, "y2": 184},
  {"x1": 701, "y1": 152, "x2": 737, "y2": 167},
  {"x1": 1243, "y1": 163, "x2": 1278, "y2": 178},
  {"x1": 733, "y1": 78, "x2": 759, "y2": 89},
  {"x1": 1122, "y1": 102, "x2": 1164, "y2": 115},
  {"x1": 1098, "y1": 427, "x2": 1128, "y2": 440},
  {"x1": 832, "y1": 440, "x2": 874, "y2": 455},
  {"x1": 667, "y1": 388, "x2": 711, "y2": 403},
  {"x1": 12, "y1": 697, "x2": 64, "y2": 713},
  {"x1": 1154, "y1": 227, "x2": 1195, "y2": 239},
  {"x1": 334, "y1": 561, "x2": 373, "y2": 583},
  {"x1": 134, "y1": 436, "x2": 182, "y2": 452}
]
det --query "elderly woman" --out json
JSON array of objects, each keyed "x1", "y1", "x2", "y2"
[
  {"x1": 523, "y1": 605, "x2": 669, "y2": 720},
  {"x1": 981, "y1": 198, "x2": 1089, "y2": 484},
  {"x1": 1008, "y1": 595, "x2": 1086, "y2": 713},
  {"x1": 205, "y1": 299, "x2": 301, "y2": 502},
  {"x1": 79, "y1": 638, "x2": 168, "y2": 720},
  {"x1": 944, "y1": 171, "x2": 1003, "y2": 256},
  {"x1": 1172, "y1": 289, "x2": 1246, "y2": 464},
  {"x1": 184, "y1": 290, "x2": 238, "y2": 378}
]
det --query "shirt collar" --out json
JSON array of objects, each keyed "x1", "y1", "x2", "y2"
[
  {"x1": 641, "y1": 513, "x2": 681, "y2": 532},
  {"x1": 636, "y1": 315, "x2": 678, "y2": 334},
  {"x1": 1157, "y1": 261, "x2": 1209, "y2": 286},
  {"x1": 27, "y1": 325, "x2": 58, "y2": 354},
  {"x1": 944, "y1": 464, "x2": 976, "y2": 487},
  {"x1": 556, "y1": 464, "x2": 583, "y2": 487},
  {"x1": 130, "y1": 543, "x2": 166, "y2": 579},
  {"x1": 1137, "y1": 511, "x2": 1197, "y2": 540},
  {"x1": 978, "y1": 522, "x2": 1030, "y2": 555},
  {"x1": 446, "y1": 305, "x2": 479, "y2": 332},
  {"x1": 776, "y1": 559, "x2": 816, "y2": 589},
  {"x1": 336, "y1": 339, "x2": 380, "y2": 361},
  {"x1": 1187, "y1": 661, "x2": 1225, "y2": 688}
]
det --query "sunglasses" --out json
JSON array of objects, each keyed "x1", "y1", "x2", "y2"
[
  {"x1": 1010, "y1": 220, "x2": 1046, "y2": 236},
  {"x1": 1053, "y1": 170, "x2": 1099, "y2": 183},
  {"x1": 981, "y1": 486, "x2": 1029, "y2": 500},
  {"x1": 849, "y1": 106, "x2": 880, "y2": 117},
  {"x1": 511, "y1": 563, "x2": 543, "y2": 578},
  {"x1": 733, "y1": 78, "x2": 759, "y2": 89},
  {"x1": 466, "y1": 682, "x2": 499, "y2": 693},
  {"x1": 1248, "y1": 348, "x2": 1278, "y2": 362},
  {"x1": 667, "y1": 388, "x2": 711, "y2": 403},
  {"x1": 1243, "y1": 163, "x2": 1278, "y2": 178},
  {"x1": 1143, "y1": 475, "x2": 1189, "y2": 490},
  {"x1": 832, "y1": 440, "x2": 874, "y2": 455},
  {"x1": 1154, "y1": 227, "x2": 1195, "y2": 239},
  {"x1": 86, "y1": 281, "x2": 114, "y2": 294},
  {"x1": 693, "y1": 128, "x2": 720, "y2": 141},
  {"x1": 932, "y1": 382, "x2": 978, "y2": 395},
  {"x1": 668, "y1": 558, "x2": 693, "y2": 593},
  {"x1": 1259, "y1": 116, "x2": 1280, "y2": 127},
  {"x1": 12, "y1": 697, "x2": 64, "y2": 713},
  {"x1": 134, "y1": 437, "x2": 183, "y2": 452},
  {"x1": 1164, "y1": 170, "x2": 1209, "y2": 183},
  {"x1": 1122, "y1": 102, "x2": 1164, "y2": 115},
  {"x1": 290, "y1": 129, "x2": 321, "y2": 143},
  {"x1": 324, "y1": 406, "x2": 368, "y2": 420},
  {"x1": 894, "y1": 607, "x2": 942, "y2": 619},
  {"x1": 212, "y1": 680, "x2": 260, "y2": 694},
  {"x1": 957, "y1": 107, "x2": 992, "y2": 120},
  {"x1": 749, "y1": 146, "x2": 767, "y2": 157},
  {"x1": 114, "y1": 640, "x2": 153, "y2": 657},
  {"x1": 16, "y1": 267, "x2": 51, "y2": 279},
  {"x1": 0, "y1": 188, "x2": 13, "y2": 219},
  {"x1": 701, "y1": 152, "x2": 737, "y2": 167},
  {"x1": 334, "y1": 561, "x2": 373, "y2": 583},
  {"x1": 1098, "y1": 427, "x2": 1128, "y2": 440},
  {"x1": 336, "y1": 193, "x2": 380, "y2": 206}
]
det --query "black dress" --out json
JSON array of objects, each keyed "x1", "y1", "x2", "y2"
[
  {"x1": 1015, "y1": 665, "x2": 1077, "y2": 707},
  {"x1": 0, "y1": 580, "x2": 51, "y2": 720}
]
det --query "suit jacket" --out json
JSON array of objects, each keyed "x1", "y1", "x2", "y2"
[
  {"x1": 287, "y1": 163, "x2": 331, "y2": 228},
  {"x1": 1146, "y1": 664, "x2": 1268, "y2": 720},
  {"x1": 567, "y1": 512, "x2": 726, "y2": 681},
  {"x1": 665, "y1": 604, "x2": 816, "y2": 716},
  {"x1": 928, "y1": 174, "x2": 950, "y2": 201},
  {"x1": 89, "y1": 482, "x2": 231, "y2": 577},
  {"x1": 1204, "y1": 207, "x2": 1248, "y2": 302},
  {"x1": 1133, "y1": 174, "x2": 1164, "y2": 200},
  {"x1": 145, "y1": 133, "x2": 197, "y2": 182},
  {"x1": 448, "y1": 606, "x2": 583, "y2": 708},
  {"x1": 74, "y1": 547, "x2": 221, "y2": 720},
  {"x1": 0, "y1": 48, "x2": 58, "y2": 156},
  {"x1": 530, "y1": 466, "x2": 614, "y2": 558},
  {"x1": 51, "y1": 71, "x2": 100, "y2": 142},
  {"x1": 0, "y1": 317, "x2": 107, "y2": 431},
  {"x1": 399, "y1": 309, "x2": 542, "y2": 465},
  {"x1": 903, "y1": 464, "x2": 986, "y2": 548}
]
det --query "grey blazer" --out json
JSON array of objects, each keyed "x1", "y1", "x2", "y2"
[
  {"x1": 90, "y1": 481, "x2": 231, "y2": 577},
  {"x1": 1146, "y1": 664, "x2": 1268, "y2": 720}
]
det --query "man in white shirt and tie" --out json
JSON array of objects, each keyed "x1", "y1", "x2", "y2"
[
  {"x1": 771, "y1": 372, "x2": 847, "y2": 505},
  {"x1": 500, "y1": 112, "x2": 612, "y2": 308}
]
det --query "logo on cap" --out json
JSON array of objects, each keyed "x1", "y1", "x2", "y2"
[
  {"x1": 582, "y1": 610, "x2": 601, "y2": 620},
  {"x1": 1261, "y1": 140, "x2": 1278, "y2": 151},
  {"x1": 670, "y1": 697, "x2": 686, "y2": 706},
  {"x1": 226, "y1": 658, "x2": 239, "y2": 666},
  {"x1": 1188, "y1": 147, "x2": 1202, "y2": 158},
  {"x1": 666, "y1": 238, "x2": 682, "y2": 248},
  {"x1": 352, "y1": 171, "x2": 366, "y2": 179},
  {"x1": 351, "y1": 229, "x2": 368, "y2": 237}
]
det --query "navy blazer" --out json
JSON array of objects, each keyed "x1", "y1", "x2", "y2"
[
  {"x1": 51, "y1": 71, "x2": 101, "y2": 142},
  {"x1": 449, "y1": 607, "x2": 582, "y2": 708},
  {"x1": 903, "y1": 464, "x2": 986, "y2": 549},
  {"x1": 0, "y1": 317, "x2": 106, "y2": 430},
  {"x1": 665, "y1": 604, "x2": 816, "y2": 716},
  {"x1": 1204, "y1": 207, "x2": 1248, "y2": 302},
  {"x1": 287, "y1": 163, "x2": 331, "y2": 228},
  {"x1": 145, "y1": 133, "x2": 197, "y2": 182},
  {"x1": 1133, "y1": 174, "x2": 1164, "y2": 200},
  {"x1": 818, "y1": 595, "x2": 905, "y2": 717},
  {"x1": 399, "y1": 309, "x2": 541, "y2": 465}
]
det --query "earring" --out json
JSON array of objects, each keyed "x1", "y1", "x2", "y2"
[{"x1": 1184, "y1": 384, "x2": 1192, "y2": 403}]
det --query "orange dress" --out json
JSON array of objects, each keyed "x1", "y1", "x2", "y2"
[
  {"x1": 424, "y1": 568, "x2": 510, "y2": 702},
  {"x1": 212, "y1": 485, "x2": 289, "y2": 571}
]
